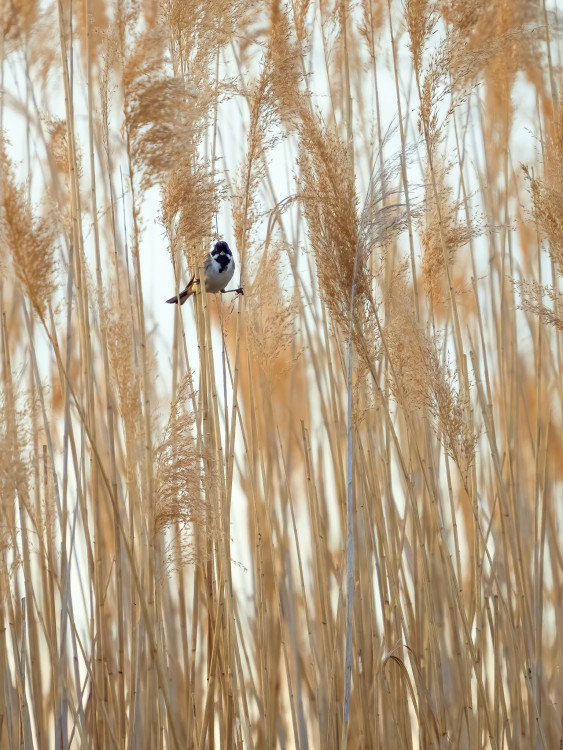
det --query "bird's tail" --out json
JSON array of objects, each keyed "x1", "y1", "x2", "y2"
[{"x1": 166, "y1": 278, "x2": 195, "y2": 305}]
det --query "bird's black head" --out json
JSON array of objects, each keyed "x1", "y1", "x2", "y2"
[{"x1": 212, "y1": 240, "x2": 231, "y2": 257}]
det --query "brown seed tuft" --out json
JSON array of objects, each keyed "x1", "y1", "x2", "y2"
[
  {"x1": 523, "y1": 155, "x2": 563, "y2": 276},
  {"x1": 419, "y1": 166, "x2": 478, "y2": 309},
  {"x1": 154, "y1": 377, "x2": 217, "y2": 567},
  {"x1": 385, "y1": 287, "x2": 476, "y2": 481},
  {"x1": 246, "y1": 244, "x2": 297, "y2": 380},
  {"x1": 0, "y1": 150, "x2": 57, "y2": 319},
  {"x1": 123, "y1": 26, "x2": 210, "y2": 191},
  {"x1": 515, "y1": 279, "x2": 563, "y2": 332}
]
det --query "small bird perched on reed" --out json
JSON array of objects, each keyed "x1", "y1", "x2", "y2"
[{"x1": 166, "y1": 240, "x2": 243, "y2": 305}]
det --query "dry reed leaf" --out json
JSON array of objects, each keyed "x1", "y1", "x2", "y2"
[{"x1": 50, "y1": 327, "x2": 82, "y2": 415}]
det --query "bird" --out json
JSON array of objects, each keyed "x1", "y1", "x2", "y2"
[{"x1": 166, "y1": 240, "x2": 243, "y2": 305}]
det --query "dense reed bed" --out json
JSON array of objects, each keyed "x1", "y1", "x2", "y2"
[{"x1": 0, "y1": 0, "x2": 561, "y2": 747}]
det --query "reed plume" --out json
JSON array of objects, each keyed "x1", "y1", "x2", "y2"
[{"x1": 0, "y1": 150, "x2": 57, "y2": 320}]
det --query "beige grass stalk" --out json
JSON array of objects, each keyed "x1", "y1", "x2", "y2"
[
  {"x1": 85, "y1": 3, "x2": 126, "y2": 744},
  {"x1": 531, "y1": 165, "x2": 545, "y2": 746},
  {"x1": 55, "y1": 2, "x2": 112, "y2": 745},
  {"x1": 385, "y1": 0, "x2": 420, "y2": 318},
  {"x1": 39, "y1": 316, "x2": 183, "y2": 748},
  {"x1": 222, "y1": 55, "x2": 280, "y2": 746},
  {"x1": 408, "y1": 13, "x2": 468, "y2": 374},
  {"x1": 341, "y1": 4, "x2": 355, "y2": 747},
  {"x1": 122, "y1": 73, "x2": 164, "y2": 750},
  {"x1": 246, "y1": 382, "x2": 303, "y2": 749},
  {"x1": 354, "y1": 302, "x2": 499, "y2": 746},
  {"x1": 0, "y1": 320, "x2": 36, "y2": 748},
  {"x1": 342, "y1": 256, "x2": 357, "y2": 750},
  {"x1": 406, "y1": 10, "x2": 488, "y2": 741},
  {"x1": 199, "y1": 267, "x2": 239, "y2": 749},
  {"x1": 450, "y1": 102, "x2": 487, "y2": 625},
  {"x1": 194, "y1": 271, "x2": 243, "y2": 748},
  {"x1": 293, "y1": 278, "x2": 347, "y2": 745},
  {"x1": 190, "y1": 275, "x2": 215, "y2": 750},
  {"x1": 474, "y1": 111, "x2": 545, "y2": 745}
]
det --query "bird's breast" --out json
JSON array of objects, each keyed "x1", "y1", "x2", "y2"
[{"x1": 205, "y1": 259, "x2": 235, "y2": 292}]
